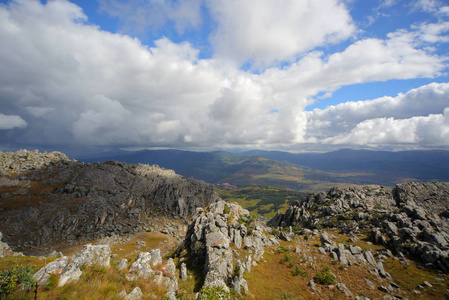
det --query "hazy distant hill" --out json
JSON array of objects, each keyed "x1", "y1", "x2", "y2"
[
  {"x1": 81, "y1": 149, "x2": 449, "y2": 191},
  {"x1": 243, "y1": 149, "x2": 449, "y2": 185}
]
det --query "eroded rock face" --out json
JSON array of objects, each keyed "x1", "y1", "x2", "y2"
[
  {"x1": 33, "y1": 244, "x2": 112, "y2": 287},
  {"x1": 269, "y1": 183, "x2": 449, "y2": 272},
  {"x1": 126, "y1": 252, "x2": 157, "y2": 281},
  {"x1": 58, "y1": 244, "x2": 111, "y2": 287},
  {"x1": 34, "y1": 256, "x2": 69, "y2": 286},
  {"x1": 0, "y1": 150, "x2": 219, "y2": 252},
  {"x1": 185, "y1": 201, "x2": 278, "y2": 293}
]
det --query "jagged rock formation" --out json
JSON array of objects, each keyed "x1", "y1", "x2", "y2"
[
  {"x1": 184, "y1": 200, "x2": 278, "y2": 294},
  {"x1": 34, "y1": 244, "x2": 178, "y2": 299},
  {"x1": 0, "y1": 149, "x2": 73, "y2": 174},
  {"x1": 0, "y1": 150, "x2": 220, "y2": 252},
  {"x1": 34, "y1": 244, "x2": 111, "y2": 287},
  {"x1": 269, "y1": 183, "x2": 449, "y2": 272}
]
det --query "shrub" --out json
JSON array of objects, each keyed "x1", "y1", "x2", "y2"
[
  {"x1": 232, "y1": 264, "x2": 241, "y2": 278},
  {"x1": 292, "y1": 266, "x2": 308, "y2": 277},
  {"x1": 314, "y1": 266, "x2": 336, "y2": 285},
  {"x1": 281, "y1": 254, "x2": 292, "y2": 263},
  {"x1": 281, "y1": 292, "x2": 293, "y2": 300},
  {"x1": 0, "y1": 265, "x2": 36, "y2": 298},
  {"x1": 198, "y1": 286, "x2": 231, "y2": 300},
  {"x1": 277, "y1": 246, "x2": 289, "y2": 253}
]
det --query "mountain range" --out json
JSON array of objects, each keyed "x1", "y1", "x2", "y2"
[{"x1": 81, "y1": 149, "x2": 449, "y2": 191}]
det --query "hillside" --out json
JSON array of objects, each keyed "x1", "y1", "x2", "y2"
[
  {"x1": 1, "y1": 150, "x2": 449, "y2": 299},
  {"x1": 243, "y1": 149, "x2": 449, "y2": 185},
  {"x1": 82, "y1": 149, "x2": 449, "y2": 191},
  {"x1": 81, "y1": 150, "x2": 377, "y2": 191},
  {"x1": 0, "y1": 149, "x2": 219, "y2": 254}
]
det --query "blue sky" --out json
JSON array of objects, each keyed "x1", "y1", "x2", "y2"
[{"x1": 0, "y1": 0, "x2": 448, "y2": 155}]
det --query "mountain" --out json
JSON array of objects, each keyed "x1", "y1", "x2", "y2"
[
  {"x1": 82, "y1": 148, "x2": 449, "y2": 190},
  {"x1": 243, "y1": 149, "x2": 449, "y2": 185},
  {"x1": 0, "y1": 149, "x2": 218, "y2": 253},
  {"x1": 1, "y1": 150, "x2": 449, "y2": 299}
]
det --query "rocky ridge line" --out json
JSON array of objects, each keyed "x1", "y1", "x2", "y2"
[
  {"x1": 269, "y1": 183, "x2": 449, "y2": 272},
  {"x1": 0, "y1": 150, "x2": 219, "y2": 252},
  {"x1": 185, "y1": 200, "x2": 279, "y2": 295}
]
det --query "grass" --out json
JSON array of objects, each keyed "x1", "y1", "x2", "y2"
[{"x1": 383, "y1": 257, "x2": 449, "y2": 298}]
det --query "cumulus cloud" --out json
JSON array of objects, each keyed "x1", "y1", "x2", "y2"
[
  {"x1": 0, "y1": 114, "x2": 27, "y2": 130},
  {"x1": 208, "y1": 0, "x2": 355, "y2": 67},
  {"x1": 325, "y1": 110, "x2": 449, "y2": 146},
  {"x1": 0, "y1": 0, "x2": 447, "y2": 153},
  {"x1": 98, "y1": 0, "x2": 202, "y2": 36},
  {"x1": 307, "y1": 83, "x2": 449, "y2": 146}
]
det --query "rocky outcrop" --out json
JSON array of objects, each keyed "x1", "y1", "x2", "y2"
[
  {"x1": 0, "y1": 150, "x2": 219, "y2": 252},
  {"x1": 0, "y1": 149, "x2": 72, "y2": 174},
  {"x1": 184, "y1": 201, "x2": 278, "y2": 294},
  {"x1": 34, "y1": 244, "x2": 111, "y2": 287},
  {"x1": 119, "y1": 287, "x2": 143, "y2": 300},
  {"x1": 269, "y1": 183, "x2": 449, "y2": 272},
  {"x1": 126, "y1": 251, "x2": 160, "y2": 280},
  {"x1": 0, "y1": 231, "x2": 22, "y2": 258},
  {"x1": 268, "y1": 185, "x2": 394, "y2": 232}
]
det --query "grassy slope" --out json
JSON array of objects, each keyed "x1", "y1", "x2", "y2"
[
  {"x1": 82, "y1": 150, "x2": 371, "y2": 192},
  {"x1": 217, "y1": 186, "x2": 308, "y2": 219},
  {"x1": 2, "y1": 229, "x2": 448, "y2": 299}
]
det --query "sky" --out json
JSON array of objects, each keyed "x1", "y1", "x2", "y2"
[{"x1": 0, "y1": 0, "x2": 448, "y2": 156}]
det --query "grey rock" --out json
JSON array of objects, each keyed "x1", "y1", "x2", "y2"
[
  {"x1": 308, "y1": 280, "x2": 316, "y2": 292},
  {"x1": 127, "y1": 252, "x2": 155, "y2": 280},
  {"x1": 279, "y1": 231, "x2": 291, "y2": 242},
  {"x1": 117, "y1": 259, "x2": 128, "y2": 271},
  {"x1": 165, "y1": 258, "x2": 176, "y2": 278},
  {"x1": 365, "y1": 278, "x2": 376, "y2": 290},
  {"x1": 149, "y1": 249, "x2": 162, "y2": 266},
  {"x1": 180, "y1": 262, "x2": 187, "y2": 280},
  {"x1": 422, "y1": 281, "x2": 432, "y2": 287},
  {"x1": 336, "y1": 243, "x2": 348, "y2": 266},
  {"x1": 185, "y1": 200, "x2": 276, "y2": 294},
  {"x1": 58, "y1": 244, "x2": 111, "y2": 287},
  {"x1": 125, "y1": 287, "x2": 143, "y2": 300},
  {"x1": 206, "y1": 231, "x2": 230, "y2": 249},
  {"x1": 364, "y1": 251, "x2": 377, "y2": 267},
  {"x1": 34, "y1": 256, "x2": 69, "y2": 286},
  {"x1": 0, "y1": 150, "x2": 219, "y2": 251},
  {"x1": 337, "y1": 282, "x2": 353, "y2": 297}
]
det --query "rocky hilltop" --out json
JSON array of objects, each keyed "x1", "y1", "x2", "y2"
[
  {"x1": 269, "y1": 183, "x2": 449, "y2": 272},
  {"x1": 0, "y1": 150, "x2": 219, "y2": 253},
  {"x1": 1, "y1": 149, "x2": 449, "y2": 299}
]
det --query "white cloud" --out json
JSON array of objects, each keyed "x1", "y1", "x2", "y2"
[
  {"x1": 98, "y1": 0, "x2": 202, "y2": 36},
  {"x1": 0, "y1": 0, "x2": 447, "y2": 152},
  {"x1": 412, "y1": 0, "x2": 442, "y2": 13},
  {"x1": 0, "y1": 114, "x2": 27, "y2": 130},
  {"x1": 307, "y1": 83, "x2": 449, "y2": 146},
  {"x1": 208, "y1": 0, "x2": 355, "y2": 68},
  {"x1": 326, "y1": 110, "x2": 449, "y2": 146}
]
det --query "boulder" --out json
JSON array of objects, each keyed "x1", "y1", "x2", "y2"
[
  {"x1": 127, "y1": 252, "x2": 155, "y2": 281},
  {"x1": 34, "y1": 256, "x2": 69, "y2": 286}
]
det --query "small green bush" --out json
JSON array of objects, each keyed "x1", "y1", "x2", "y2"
[
  {"x1": 277, "y1": 246, "x2": 289, "y2": 253},
  {"x1": 0, "y1": 264, "x2": 36, "y2": 298},
  {"x1": 292, "y1": 266, "x2": 308, "y2": 277},
  {"x1": 281, "y1": 254, "x2": 292, "y2": 263},
  {"x1": 198, "y1": 286, "x2": 231, "y2": 300},
  {"x1": 314, "y1": 266, "x2": 336, "y2": 285},
  {"x1": 281, "y1": 292, "x2": 293, "y2": 300}
]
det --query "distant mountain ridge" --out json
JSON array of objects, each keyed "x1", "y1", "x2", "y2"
[{"x1": 81, "y1": 148, "x2": 449, "y2": 190}]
